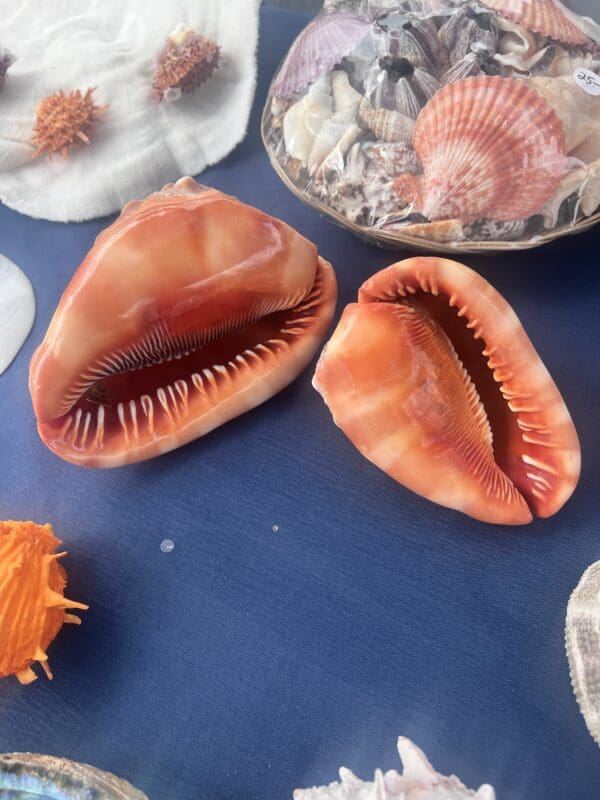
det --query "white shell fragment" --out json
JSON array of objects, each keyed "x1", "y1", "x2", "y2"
[
  {"x1": 293, "y1": 737, "x2": 496, "y2": 800},
  {"x1": 0, "y1": 0, "x2": 260, "y2": 222},
  {"x1": 0, "y1": 253, "x2": 35, "y2": 375},
  {"x1": 566, "y1": 561, "x2": 600, "y2": 746}
]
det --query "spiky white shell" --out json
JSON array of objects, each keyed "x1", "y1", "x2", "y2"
[
  {"x1": 0, "y1": 254, "x2": 35, "y2": 376},
  {"x1": 0, "y1": 0, "x2": 260, "y2": 222},
  {"x1": 566, "y1": 561, "x2": 600, "y2": 746},
  {"x1": 294, "y1": 737, "x2": 495, "y2": 800}
]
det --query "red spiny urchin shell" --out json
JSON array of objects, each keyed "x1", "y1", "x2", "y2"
[
  {"x1": 0, "y1": 520, "x2": 88, "y2": 685},
  {"x1": 32, "y1": 87, "x2": 107, "y2": 160},
  {"x1": 152, "y1": 25, "x2": 220, "y2": 102}
]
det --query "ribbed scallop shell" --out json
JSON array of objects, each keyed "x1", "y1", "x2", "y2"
[
  {"x1": 0, "y1": 753, "x2": 148, "y2": 800},
  {"x1": 566, "y1": 561, "x2": 600, "y2": 746},
  {"x1": 395, "y1": 76, "x2": 567, "y2": 222},
  {"x1": 483, "y1": 0, "x2": 590, "y2": 46},
  {"x1": 272, "y1": 12, "x2": 370, "y2": 97}
]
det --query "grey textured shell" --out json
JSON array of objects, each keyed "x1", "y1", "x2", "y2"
[{"x1": 566, "y1": 561, "x2": 600, "y2": 746}]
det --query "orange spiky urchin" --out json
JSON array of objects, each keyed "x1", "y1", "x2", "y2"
[
  {"x1": 0, "y1": 520, "x2": 88, "y2": 685},
  {"x1": 32, "y1": 87, "x2": 107, "y2": 160},
  {"x1": 152, "y1": 25, "x2": 220, "y2": 101}
]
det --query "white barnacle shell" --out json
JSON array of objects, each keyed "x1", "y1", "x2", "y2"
[
  {"x1": 293, "y1": 737, "x2": 495, "y2": 800},
  {"x1": 566, "y1": 561, "x2": 600, "y2": 746},
  {"x1": 0, "y1": 253, "x2": 35, "y2": 376},
  {"x1": 0, "y1": 0, "x2": 260, "y2": 222}
]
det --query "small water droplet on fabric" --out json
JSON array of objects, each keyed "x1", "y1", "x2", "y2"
[
  {"x1": 272, "y1": 524, "x2": 279, "y2": 533},
  {"x1": 160, "y1": 539, "x2": 175, "y2": 553}
]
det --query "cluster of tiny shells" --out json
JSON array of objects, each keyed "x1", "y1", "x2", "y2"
[
  {"x1": 263, "y1": 0, "x2": 600, "y2": 249},
  {"x1": 1, "y1": 25, "x2": 221, "y2": 160}
]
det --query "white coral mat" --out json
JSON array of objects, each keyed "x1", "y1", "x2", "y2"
[
  {"x1": 0, "y1": 0, "x2": 260, "y2": 221},
  {"x1": 0, "y1": 254, "x2": 35, "y2": 375}
]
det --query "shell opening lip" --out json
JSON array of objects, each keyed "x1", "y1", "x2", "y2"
[
  {"x1": 355, "y1": 263, "x2": 579, "y2": 522},
  {"x1": 393, "y1": 288, "x2": 534, "y2": 511},
  {"x1": 35, "y1": 257, "x2": 336, "y2": 467}
]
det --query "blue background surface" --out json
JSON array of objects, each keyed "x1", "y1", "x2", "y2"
[{"x1": 1, "y1": 7, "x2": 600, "y2": 800}]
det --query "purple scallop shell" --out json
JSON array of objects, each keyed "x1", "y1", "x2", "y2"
[{"x1": 272, "y1": 12, "x2": 371, "y2": 98}]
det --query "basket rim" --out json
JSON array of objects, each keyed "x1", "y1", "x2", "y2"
[{"x1": 261, "y1": 116, "x2": 600, "y2": 255}]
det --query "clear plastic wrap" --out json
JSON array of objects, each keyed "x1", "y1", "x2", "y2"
[{"x1": 262, "y1": 0, "x2": 600, "y2": 252}]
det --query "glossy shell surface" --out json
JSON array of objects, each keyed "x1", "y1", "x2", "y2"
[
  {"x1": 0, "y1": 521, "x2": 87, "y2": 684},
  {"x1": 566, "y1": 561, "x2": 600, "y2": 746},
  {"x1": 294, "y1": 736, "x2": 495, "y2": 800},
  {"x1": 313, "y1": 257, "x2": 580, "y2": 525},
  {"x1": 394, "y1": 76, "x2": 567, "y2": 222},
  {"x1": 0, "y1": 753, "x2": 147, "y2": 799},
  {"x1": 29, "y1": 178, "x2": 337, "y2": 468}
]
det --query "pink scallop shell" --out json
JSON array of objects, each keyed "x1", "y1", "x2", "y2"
[
  {"x1": 394, "y1": 76, "x2": 567, "y2": 223},
  {"x1": 272, "y1": 12, "x2": 371, "y2": 98},
  {"x1": 483, "y1": 0, "x2": 590, "y2": 46}
]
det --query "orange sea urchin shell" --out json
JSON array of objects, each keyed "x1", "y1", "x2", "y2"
[
  {"x1": 393, "y1": 76, "x2": 567, "y2": 223},
  {"x1": 29, "y1": 178, "x2": 337, "y2": 468},
  {"x1": 32, "y1": 87, "x2": 107, "y2": 160},
  {"x1": 152, "y1": 25, "x2": 220, "y2": 102},
  {"x1": 0, "y1": 520, "x2": 88, "y2": 684},
  {"x1": 483, "y1": 0, "x2": 590, "y2": 46},
  {"x1": 313, "y1": 257, "x2": 580, "y2": 525}
]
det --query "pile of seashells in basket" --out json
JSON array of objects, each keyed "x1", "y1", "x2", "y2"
[{"x1": 262, "y1": 0, "x2": 600, "y2": 251}]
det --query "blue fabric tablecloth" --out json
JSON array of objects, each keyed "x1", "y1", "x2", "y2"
[{"x1": 1, "y1": 8, "x2": 599, "y2": 800}]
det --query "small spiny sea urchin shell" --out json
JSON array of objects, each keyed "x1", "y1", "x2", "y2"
[
  {"x1": 0, "y1": 47, "x2": 15, "y2": 91},
  {"x1": 152, "y1": 24, "x2": 220, "y2": 102},
  {"x1": 32, "y1": 87, "x2": 107, "y2": 160},
  {"x1": 393, "y1": 76, "x2": 567, "y2": 222},
  {"x1": 0, "y1": 753, "x2": 148, "y2": 800},
  {"x1": 566, "y1": 561, "x2": 600, "y2": 746},
  {"x1": 0, "y1": 520, "x2": 88, "y2": 684}
]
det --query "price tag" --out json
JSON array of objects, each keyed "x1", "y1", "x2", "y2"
[{"x1": 573, "y1": 68, "x2": 600, "y2": 96}]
